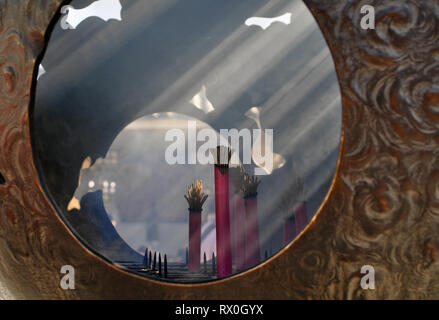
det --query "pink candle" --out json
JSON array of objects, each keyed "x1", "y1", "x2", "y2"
[
  {"x1": 294, "y1": 202, "x2": 308, "y2": 234},
  {"x1": 188, "y1": 210, "x2": 201, "y2": 272},
  {"x1": 244, "y1": 195, "x2": 260, "y2": 268},
  {"x1": 234, "y1": 193, "x2": 246, "y2": 271},
  {"x1": 214, "y1": 164, "x2": 232, "y2": 277}
]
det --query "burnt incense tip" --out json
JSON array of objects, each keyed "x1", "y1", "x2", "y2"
[
  {"x1": 211, "y1": 146, "x2": 232, "y2": 173},
  {"x1": 230, "y1": 165, "x2": 247, "y2": 194},
  {"x1": 184, "y1": 180, "x2": 208, "y2": 212},
  {"x1": 241, "y1": 172, "x2": 261, "y2": 198}
]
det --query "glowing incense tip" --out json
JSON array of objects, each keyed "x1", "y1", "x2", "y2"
[{"x1": 184, "y1": 180, "x2": 208, "y2": 212}]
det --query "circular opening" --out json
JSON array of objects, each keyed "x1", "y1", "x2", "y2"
[{"x1": 32, "y1": 0, "x2": 342, "y2": 283}]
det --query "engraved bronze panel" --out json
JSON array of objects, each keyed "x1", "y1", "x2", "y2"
[{"x1": 0, "y1": 0, "x2": 438, "y2": 299}]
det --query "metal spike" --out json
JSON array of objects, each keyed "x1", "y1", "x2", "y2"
[
  {"x1": 143, "y1": 247, "x2": 148, "y2": 267},
  {"x1": 212, "y1": 252, "x2": 216, "y2": 275},
  {"x1": 159, "y1": 253, "x2": 162, "y2": 277},
  {"x1": 164, "y1": 254, "x2": 168, "y2": 278}
]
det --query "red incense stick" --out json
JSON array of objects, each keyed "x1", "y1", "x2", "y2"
[
  {"x1": 278, "y1": 176, "x2": 306, "y2": 245},
  {"x1": 213, "y1": 147, "x2": 232, "y2": 277},
  {"x1": 244, "y1": 196, "x2": 260, "y2": 268},
  {"x1": 234, "y1": 193, "x2": 246, "y2": 271},
  {"x1": 188, "y1": 210, "x2": 201, "y2": 272},
  {"x1": 294, "y1": 201, "x2": 308, "y2": 234},
  {"x1": 283, "y1": 214, "x2": 296, "y2": 246},
  {"x1": 230, "y1": 166, "x2": 246, "y2": 271},
  {"x1": 241, "y1": 173, "x2": 261, "y2": 269},
  {"x1": 184, "y1": 180, "x2": 208, "y2": 273}
]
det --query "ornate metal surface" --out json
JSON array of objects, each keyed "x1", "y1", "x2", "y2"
[{"x1": 0, "y1": 0, "x2": 438, "y2": 299}]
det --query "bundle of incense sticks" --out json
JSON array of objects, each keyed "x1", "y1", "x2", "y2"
[
  {"x1": 184, "y1": 180, "x2": 208, "y2": 272},
  {"x1": 241, "y1": 172, "x2": 261, "y2": 269},
  {"x1": 230, "y1": 165, "x2": 247, "y2": 271},
  {"x1": 212, "y1": 146, "x2": 232, "y2": 277}
]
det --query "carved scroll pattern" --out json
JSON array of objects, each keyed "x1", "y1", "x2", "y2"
[{"x1": 0, "y1": 0, "x2": 438, "y2": 299}]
